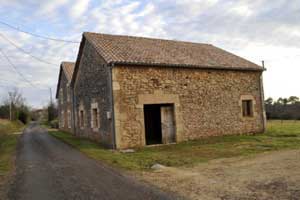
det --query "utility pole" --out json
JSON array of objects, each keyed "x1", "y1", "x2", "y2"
[
  {"x1": 8, "y1": 92, "x2": 12, "y2": 121},
  {"x1": 9, "y1": 100, "x2": 12, "y2": 121},
  {"x1": 261, "y1": 60, "x2": 267, "y2": 132},
  {"x1": 49, "y1": 87, "x2": 53, "y2": 104}
]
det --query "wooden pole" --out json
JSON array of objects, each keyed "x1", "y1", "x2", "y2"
[
  {"x1": 9, "y1": 100, "x2": 12, "y2": 121},
  {"x1": 49, "y1": 88, "x2": 53, "y2": 104}
]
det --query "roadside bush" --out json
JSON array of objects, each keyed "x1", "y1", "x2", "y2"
[
  {"x1": 48, "y1": 103, "x2": 58, "y2": 122},
  {"x1": 49, "y1": 119, "x2": 59, "y2": 129},
  {"x1": 0, "y1": 119, "x2": 23, "y2": 136},
  {"x1": 18, "y1": 110, "x2": 28, "y2": 124},
  {"x1": 0, "y1": 105, "x2": 9, "y2": 119}
]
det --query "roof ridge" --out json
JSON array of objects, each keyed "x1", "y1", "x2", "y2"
[
  {"x1": 81, "y1": 32, "x2": 263, "y2": 71},
  {"x1": 62, "y1": 61, "x2": 75, "y2": 64},
  {"x1": 83, "y1": 32, "x2": 213, "y2": 46},
  {"x1": 61, "y1": 61, "x2": 75, "y2": 82}
]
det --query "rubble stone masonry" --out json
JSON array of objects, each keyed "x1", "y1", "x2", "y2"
[
  {"x1": 73, "y1": 40, "x2": 114, "y2": 148},
  {"x1": 112, "y1": 66, "x2": 265, "y2": 149},
  {"x1": 58, "y1": 71, "x2": 72, "y2": 133}
]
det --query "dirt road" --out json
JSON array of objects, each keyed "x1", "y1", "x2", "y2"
[
  {"x1": 142, "y1": 149, "x2": 300, "y2": 200},
  {"x1": 8, "y1": 123, "x2": 178, "y2": 200}
]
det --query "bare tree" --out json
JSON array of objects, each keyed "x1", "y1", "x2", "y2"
[
  {"x1": 5, "y1": 88, "x2": 26, "y2": 108},
  {"x1": 0, "y1": 88, "x2": 28, "y2": 122}
]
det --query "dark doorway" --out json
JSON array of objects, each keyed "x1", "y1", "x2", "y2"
[{"x1": 144, "y1": 104, "x2": 162, "y2": 145}]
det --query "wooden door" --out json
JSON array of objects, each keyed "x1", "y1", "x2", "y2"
[{"x1": 160, "y1": 105, "x2": 176, "y2": 144}]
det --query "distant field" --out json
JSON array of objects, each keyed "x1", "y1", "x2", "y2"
[
  {"x1": 50, "y1": 120, "x2": 300, "y2": 171},
  {"x1": 0, "y1": 119, "x2": 23, "y2": 177}
]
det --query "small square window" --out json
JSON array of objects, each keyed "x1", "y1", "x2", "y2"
[
  {"x1": 60, "y1": 89, "x2": 64, "y2": 104},
  {"x1": 67, "y1": 85, "x2": 71, "y2": 102},
  {"x1": 67, "y1": 110, "x2": 71, "y2": 128},
  {"x1": 242, "y1": 100, "x2": 253, "y2": 117},
  {"x1": 92, "y1": 108, "x2": 99, "y2": 129},
  {"x1": 79, "y1": 110, "x2": 84, "y2": 128},
  {"x1": 61, "y1": 111, "x2": 64, "y2": 128}
]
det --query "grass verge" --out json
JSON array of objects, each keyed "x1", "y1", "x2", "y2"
[
  {"x1": 50, "y1": 120, "x2": 300, "y2": 171},
  {"x1": 0, "y1": 119, "x2": 23, "y2": 177}
]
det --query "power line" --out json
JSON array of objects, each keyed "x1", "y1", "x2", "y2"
[
  {"x1": 0, "y1": 33, "x2": 57, "y2": 66},
  {"x1": 0, "y1": 78, "x2": 20, "y2": 84},
  {"x1": 0, "y1": 48, "x2": 36, "y2": 88},
  {"x1": 0, "y1": 20, "x2": 80, "y2": 43}
]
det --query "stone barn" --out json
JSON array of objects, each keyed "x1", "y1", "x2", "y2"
[
  {"x1": 56, "y1": 62, "x2": 75, "y2": 132},
  {"x1": 68, "y1": 32, "x2": 266, "y2": 149}
]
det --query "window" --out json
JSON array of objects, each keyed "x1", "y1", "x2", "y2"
[
  {"x1": 79, "y1": 110, "x2": 84, "y2": 128},
  {"x1": 61, "y1": 111, "x2": 64, "y2": 128},
  {"x1": 67, "y1": 110, "x2": 71, "y2": 128},
  {"x1": 60, "y1": 88, "x2": 63, "y2": 104},
  {"x1": 67, "y1": 86, "x2": 71, "y2": 102},
  {"x1": 242, "y1": 100, "x2": 253, "y2": 117},
  {"x1": 92, "y1": 108, "x2": 99, "y2": 129},
  {"x1": 90, "y1": 102, "x2": 100, "y2": 131}
]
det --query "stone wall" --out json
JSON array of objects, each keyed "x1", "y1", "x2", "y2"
[
  {"x1": 112, "y1": 66, "x2": 265, "y2": 149},
  {"x1": 58, "y1": 70, "x2": 72, "y2": 133},
  {"x1": 73, "y1": 39, "x2": 114, "y2": 148}
]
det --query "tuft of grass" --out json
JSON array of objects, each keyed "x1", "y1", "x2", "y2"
[
  {"x1": 0, "y1": 119, "x2": 23, "y2": 136},
  {"x1": 50, "y1": 120, "x2": 300, "y2": 171},
  {"x1": 0, "y1": 119, "x2": 23, "y2": 177}
]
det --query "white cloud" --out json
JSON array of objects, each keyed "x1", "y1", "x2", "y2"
[
  {"x1": 0, "y1": 0, "x2": 300, "y2": 107},
  {"x1": 89, "y1": 1, "x2": 166, "y2": 37},
  {"x1": 69, "y1": 0, "x2": 91, "y2": 19},
  {"x1": 231, "y1": 4, "x2": 253, "y2": 17},
  {"x1": 38, "y1": 0, "x2": 70, "y2": 16}
]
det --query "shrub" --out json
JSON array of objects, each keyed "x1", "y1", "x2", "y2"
[
  {"x1": 49, "y1": 119, "x2": 59, "y2": 129},
  {"x1": 18, "y1": 110, "x2": 28, "y2": 124}
]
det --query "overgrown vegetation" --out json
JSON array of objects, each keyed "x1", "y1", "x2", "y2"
[
  {"x1": 0, "y1": 119, "x2": 23, "y2": 177},
  {"x1": 50, "y1": 120, "x2": 300, "y2": 171},
  {"x1": 47, "y1": 102, "x2": 58, "y2": 126},
  {"x1": 34, "y1": 102, "x2": 58, "y2": 128},
  {"x1": 0, "y1": 88, "x2": 31, "y2": 124}
]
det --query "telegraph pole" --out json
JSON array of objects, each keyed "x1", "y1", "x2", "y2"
[
  {"x1": 9, "y1": 100, "x2": 12, "y2": 121},
  {"x1": 8, "y1": 92, "x2": 12, "y2": 121},
  {"x1": 49, "y1": 87, "x2": 53, "y2": 104}
]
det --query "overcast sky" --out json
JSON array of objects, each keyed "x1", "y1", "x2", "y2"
[{"x1": 0, "y1": 0, "x2": 299, "y2": 108}]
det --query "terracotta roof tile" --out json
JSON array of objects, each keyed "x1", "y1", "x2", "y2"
[
  {"x1": 62, "y1": 62, "x2": 75, "y2": 82},
  {"x1": 84, "y1": 32, "x2": 262, "y2": 71}
]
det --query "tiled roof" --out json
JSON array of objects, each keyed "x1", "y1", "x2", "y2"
[
  {"x1": 62, "y1": 62, "x2": 75, "y2": 82},
  {"x1": 84, "y1": 32, "x2": 262, "y2": 71},
  {"x1": 56, "y1": 61, "x2": 75, "y2": 98}
]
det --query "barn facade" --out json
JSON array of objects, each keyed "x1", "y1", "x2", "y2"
[
  {"x1": 56, "y1": 62, "x2": 75, "y2": 133},
  {"x1": 57, "y1": 32, "x2": 266, "y2": 149}
]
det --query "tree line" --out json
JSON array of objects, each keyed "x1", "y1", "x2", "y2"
[
  {"x1": 265, "y1": 96, "x2": 300, "y2": 120},
  {"x1": 0, "y1": 88, "x2": 58, "y2": 125},
  {"x1": 0, "y1": 88, "x2": 30, "y2": 124},
  {"x1": 1, "y1": 89, "x2": 298, "y2": 123}
]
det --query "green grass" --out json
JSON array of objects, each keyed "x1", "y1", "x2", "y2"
[
  {"x1": 50, "y1": 120, "x2": 300, "y2": 171},
  {"x1": 0, "y1": 119, "x2": 23, "y2": 177}
]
